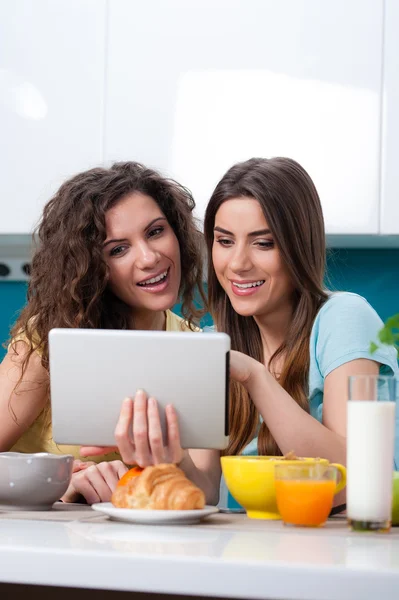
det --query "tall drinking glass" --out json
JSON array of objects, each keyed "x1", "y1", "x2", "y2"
[{"x1": 347, "y1": 375, "x2": 396, "y2": 532}]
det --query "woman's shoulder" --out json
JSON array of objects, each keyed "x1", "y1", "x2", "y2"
[
  {"x1": 310, "y1": 291, "x2": 398, "y2": 376},
  {"x1": 8, "y1": 316, "x2": 43, "y2": 355},
  {"x1": 312, "y1": 291, "x2": 384, "y2": 339},
  {"x1": 318, "y1": 291, "x2": 373, "y2": 315},
  {"x1": 166, "y1": 310, "x2": 202, "y2": 332},
  {"x1": 313, "y1": 291, "x2": 382, "y2": 332}
]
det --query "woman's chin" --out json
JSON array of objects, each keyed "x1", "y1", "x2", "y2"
[
  {"x1": 140, "y1": 291, "x2": 179, "y2": 313},
  {"x1": 228, "y1": 297, "x2": 258, "y2": 318},
  {"x1": 230, "y1": 305, "x2": 257, "y2": 318}
]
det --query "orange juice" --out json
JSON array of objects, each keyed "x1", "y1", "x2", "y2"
[{"x1": 275, "y1": 479, "x2": 336, "y2": 526}]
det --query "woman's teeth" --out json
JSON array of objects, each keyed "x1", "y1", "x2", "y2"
[
  {"x1": 233, "y1": 280, "x2": 265, "y2": 289},
  {"x1": 138, "y1": 270, "x2": 168, "y2": 286}
]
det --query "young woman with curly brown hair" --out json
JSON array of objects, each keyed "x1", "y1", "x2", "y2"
[{"x1": 0, "y1": 161, "x2": 206, "y2": 502}]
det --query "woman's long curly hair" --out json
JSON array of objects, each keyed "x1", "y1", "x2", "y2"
[
  {"x1": 204, "y1": 157, "x2": 328, "y2": 457},
  {"x1": 9, "y1": 161, "x2": 207, "y2": 423}
]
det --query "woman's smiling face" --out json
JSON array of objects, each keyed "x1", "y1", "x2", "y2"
[
  {"x1": 103, "y1": 191, "x2": 181, "y2": 315},
  {"x1": 212, "y1": 197, "x2": 294, "y2": 318}
]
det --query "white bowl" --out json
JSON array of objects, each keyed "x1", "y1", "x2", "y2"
[{"x1": 0, "y1": 452, "x2": 74, "y2": 511}]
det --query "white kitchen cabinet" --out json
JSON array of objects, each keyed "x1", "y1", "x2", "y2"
[
  {"x1": 105, "y1": 0, "x2": 383, "y2": 234},
  {"x1": 0, "y1": 0, "x2": 106, "y2": 234},
  {"x1": 380, "y1": 0, "x2": 399, "y2": 235}
]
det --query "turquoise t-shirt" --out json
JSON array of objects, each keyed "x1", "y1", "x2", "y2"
[{"x1": 220, "y1": 292, "x2": 399, "y2": 508}]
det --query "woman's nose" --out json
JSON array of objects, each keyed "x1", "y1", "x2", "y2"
[
  {"x1": 135, "y1": 242, "x2": 160, "y2": 269},
  {"x1": 229, "y1": 246, "x2": 253, "y2": 273}
]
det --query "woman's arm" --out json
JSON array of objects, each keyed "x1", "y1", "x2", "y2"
[
  {"x1": 180, "y1": 449, "x2": 221, "y2": 506},
  {"x1": 0, "y1": 342, "x2": 49, "y2": 451},
  {"x1": 232, "y1": 350, "x2": 379, "y2": 462},
  {"x1": 231, "y1": 350, "x2": 380, "y2": 504}
]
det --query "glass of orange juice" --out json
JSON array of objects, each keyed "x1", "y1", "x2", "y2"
[{"x1": 274, "y1": 464, "x2": 344, "y2": 527}]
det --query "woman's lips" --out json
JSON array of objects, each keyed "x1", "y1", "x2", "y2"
[
  {"x1": 230, "y1": 279, "x2": 265, "y2": 297},
  {"x1": 137, "y1": 267, "x2": 171, "y2": 293}
]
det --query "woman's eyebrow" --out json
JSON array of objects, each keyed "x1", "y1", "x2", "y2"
[
  {"x1": 103, "y1": 237, "x2": 128, "y2": 248},
  {"x1": 214, "y1": 226, "x2": 233, "y2": 235},
  {"x1": 248, "y1": 228, "x2": 271, "y2": 237},
  {"x1": 214, "y1": 226, "x2": 271, "y2": 237},
  {"x1": 103, "y1": 217, "x2": 167, "y2": 248},
  {"x1": 144, "y1": 216, "x2": 167, "y2": 231}
]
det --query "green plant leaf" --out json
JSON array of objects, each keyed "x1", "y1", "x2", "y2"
[
  {"x1": 378, "y1": 327, "x2": 395, "y2": 345},
  {"x1": 385, "y1": 314, "x2": 399, "y2": 330},
  {"x1": 370, "y1": 341, "x2": 379, "y2": 354},
  {"x1": 371, "y1": 313, "x2": 399, "y2": 353}
]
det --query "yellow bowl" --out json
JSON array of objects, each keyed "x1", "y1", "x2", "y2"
[{"x1": 220, "y1": 456, "x2": 346, "y2": 520}]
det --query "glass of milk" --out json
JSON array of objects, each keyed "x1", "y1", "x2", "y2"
[{"x1": 347, "y1": 375, "x2": 396, "y2": 532}]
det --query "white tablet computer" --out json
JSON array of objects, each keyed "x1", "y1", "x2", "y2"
[{"x1": 49, "y1": 328, "x2": 230, "y2": 450}]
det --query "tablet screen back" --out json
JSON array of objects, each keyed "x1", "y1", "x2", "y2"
[{"x1": 49, "y1": 329, "x2": 230, "y2": 450}]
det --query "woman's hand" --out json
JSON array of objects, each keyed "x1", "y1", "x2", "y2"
[
  {"x1": 61, "y1": 460, "x2": 128, "y2": 505},
  {"x1": 81, "y1": 357, "x2": 265, "y2": 463},
  {"x1": 80, "y1": 389, "x2": 186, "y2": 467},
  {"x1": 229, "y1": 349, "x2": 265, "y2": 388}
]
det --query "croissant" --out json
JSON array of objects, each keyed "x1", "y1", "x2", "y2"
[{"x1": 111, "y1": 463, "x2": 206, "y2": 510}]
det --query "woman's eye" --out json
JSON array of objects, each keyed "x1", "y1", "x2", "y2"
[
  {"x1": 216, "y1": 238, "x2": 233, "y2": 246},
  {"x1": 110, "y1": 245, "x2": 127, "y2": 257},
  {"x1": 148, "y1": 226, "x2": 164, "y2": 238},
  {"x1": 256, "y1": 240, "x2": 274, "y2": 249}
]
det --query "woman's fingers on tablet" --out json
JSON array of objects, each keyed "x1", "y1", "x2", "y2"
[
  {"x1": 165, "y1": 404, "x2": 183, "y2": 464},
  {"x1": 114, "y1": 396, "x2": 136, "y2": 464},
  {"x1": 132, "y1": 390, "x2": 152, "y2": 466},
  {"x1": 147, "y1": 397, "x2": 165, "y2": 463},
  {"x1": 113, "y1": 395, "x2": 181, "y2": 467}
]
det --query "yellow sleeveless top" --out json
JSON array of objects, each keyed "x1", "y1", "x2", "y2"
[{"x1": 10, "y1": 311, "x2": 198, "y2": 463}]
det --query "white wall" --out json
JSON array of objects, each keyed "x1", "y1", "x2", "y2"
[
  {"x1": 380, "y1": 0, "x2": 399, "y2": 235},
  {"x1": 105, "y1": 0, "x2": 383, "y2": 235},
  {"x1": 1, "y1": 0, "x2": 397, "y2": 241},
  {"x1": 0, "y1": 0, "x2": 106, "y2": 233}
]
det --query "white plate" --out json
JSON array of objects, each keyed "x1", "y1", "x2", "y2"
[{"x1": 91, "y1": 503, "x2": 219, "y2": 525}]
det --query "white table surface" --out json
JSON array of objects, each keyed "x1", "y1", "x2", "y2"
[{"x1": 0, "y1": 504, "x2": 398, "y2": 600}]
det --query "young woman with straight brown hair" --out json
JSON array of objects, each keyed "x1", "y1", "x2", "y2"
[{"x1": 81, "y1": 157, "x2": 398, "y2": 507}]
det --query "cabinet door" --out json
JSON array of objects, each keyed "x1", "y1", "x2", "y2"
[
  {"x1": 105, "y1": 0, "x2": 382, "y2": 234},
  {"x1": 380, "y1": 0, "x2": 399, "y2": 234},
  {"x1": 0, "y1": 0, "x2": 106, "y2": 234}
]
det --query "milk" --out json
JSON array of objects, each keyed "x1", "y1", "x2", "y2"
[{"x1": 347, "y1": 401, "x2": 395, "y2": 523}]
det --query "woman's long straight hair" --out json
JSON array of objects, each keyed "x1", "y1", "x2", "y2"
[{"x1": 204, "y1": 157, "x2": 328, "y2": 456}]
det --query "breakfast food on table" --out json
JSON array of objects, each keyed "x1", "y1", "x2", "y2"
[
  {"x1": 282, "y1": 451, "x2": 299, "y2": 460},
  {"x1": 282, "y1": 451, "x2": 321, "y2": 461},
  {"x1": 112, "y1": 463, "x2": 206, "y2": 510},
  {"x1": 116, "y1": 465, "x2": 144, "y2": 488}
]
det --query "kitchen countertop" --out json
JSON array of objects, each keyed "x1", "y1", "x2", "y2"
[{"x1": 0, "y1": 503, "x2": 398, "y2": 600}]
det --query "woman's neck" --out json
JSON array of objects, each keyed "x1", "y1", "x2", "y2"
[
  {"x1": 254, "y1": 301, "x2": 293, "y2": 363},
  {"x1": 130, "y1": 310, "x2": 167, "y2": 331}
]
